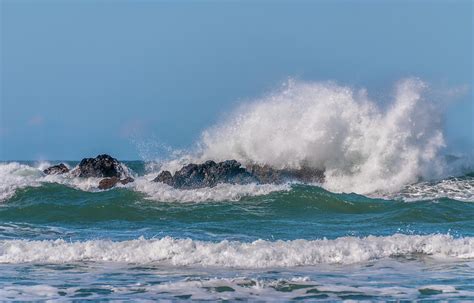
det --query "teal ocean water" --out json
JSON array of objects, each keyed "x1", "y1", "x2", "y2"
[
  {"x1": 1, "y1": 79, "x2": 473, "y2": 300},
  {"x1": 0, "y1": 160, "x2": 473, "y2": 300}
]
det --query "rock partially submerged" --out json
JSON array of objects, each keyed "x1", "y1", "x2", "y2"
[
  {"x1": 43, "y1": 163, "x2": 69, "y2": 175},
  {"x1": 72, "y1": 154, "x2": 127, "y2": 178},
  {"x1": 43, "y1": 154, "x2": 323, "y2": 191},
  {"x1": 153, "y1": 160, "x2": 324, "y2": 189},
  {"x1": 98, "y1": 176, "x2": 135, "y2": 190},
  {"x1": 43, "y1": 154, "x2": 135, "y2": 190},
  {"x1": 246, "y1": 164, "x2": 325, "y2": 184},
  {"x1": 154, "y1": 160, "x2": 258, "y2": 189}
]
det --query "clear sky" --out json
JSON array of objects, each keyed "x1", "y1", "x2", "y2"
[{"x1": 1, "y1": 0, "x2": 472, "y2": 160}]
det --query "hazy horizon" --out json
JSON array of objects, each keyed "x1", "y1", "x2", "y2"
[{"x1": 1, "y1": 0, "x2": 472, "y2": 161}]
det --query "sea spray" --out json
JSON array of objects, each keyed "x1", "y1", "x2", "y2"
[{"x1": 197, "y1": 78, "x2": 447, "y2": 194}]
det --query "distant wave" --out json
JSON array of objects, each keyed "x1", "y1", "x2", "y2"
[
  {"x1": 389, "y1": 175, "x2": 474, "y2": 202},
  {"x1": 1, "y1": 234, "x2": 472, "y2": 266}
]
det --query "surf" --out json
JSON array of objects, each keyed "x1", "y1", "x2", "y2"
[{"x1": 1, "y1": 234, "x2": 472, "y2": 266}]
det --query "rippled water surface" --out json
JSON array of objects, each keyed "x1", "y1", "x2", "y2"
[{"x1": 0, "y1": 161, "x2": 473, "y2": 300}]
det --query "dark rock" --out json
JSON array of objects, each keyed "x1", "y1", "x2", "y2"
[
  {"x1": 282, "y1": 166, "x2": 325, "y2": 183},
  {"x1": 98, "y1": 176, "x2": 135, "y2": 190},
  {"x1": 153, "y1": 170, "x2": 173, "y2": 185},
  {"x1": 98, "y1": 177, "x2": 120, "y2": 190},
  {"x1": 43, "y1": 163, "x2": 69, "y2": 175},
  {"x1": 247, "y1": 164, "x2": 325, "y2": 184},
  {"x1": 120, "y1": 176, "x2": 135, "y2": 185},
  {"x1": 245, "y1": 164, "x2": 283, "y2": 184},
  {"x1": 72, "y1": 154, "x2": 126, "y2": 178},
  {"x1": 153, "y1": 159, "x2": 325, "y2": 189},
  {"x1": 154, "y1": 160, "x2": 257, "y2": 189}
]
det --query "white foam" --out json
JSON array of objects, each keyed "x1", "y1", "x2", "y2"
[
  {"x1": 3, "y1": 276, "x2": 471, "y2": 301},
  {"x1": 0, "y1": 162, "x2": 288, "y2": 203},
  {"x1": 0, "y1": 285, "x2": 60, "y2": 300},
  {"x1": 0, "y1": 234, "x2": 472, "y2": 266},
  {"x1": 195, "y1": 79, "x2": 452, "y2": 195},
  {"x1": 0, "y1": 162, "x2": 113, "y2": 202},
  {"x1": 2, "y1": 272, "x2": 473, "y2": 301},
  {"x1": 390, "y1": 176, "x2": 474, "y2": 202},
  {"x1": 131, "y1": 174, "x2": 290, "y2": 202},
  {"x1": 0, "y1": 162, "x2": 44, "y2": 202}
]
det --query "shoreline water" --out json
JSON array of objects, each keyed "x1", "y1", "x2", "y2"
[{"x1": 0, "y1": 160, "x2": 473, "y2": 300}]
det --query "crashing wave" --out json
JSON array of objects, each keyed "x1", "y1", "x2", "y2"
[
  {"x1": 0, "y1": 234, "x2": 472, "y2": 266},
  {"x1": 194, "y1": 78, "x2": 450, "y2": 194}
]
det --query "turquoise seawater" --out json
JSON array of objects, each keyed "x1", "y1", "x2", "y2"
[{"x1": 0, "y1": 161, "x2": 473, "y2": 300}]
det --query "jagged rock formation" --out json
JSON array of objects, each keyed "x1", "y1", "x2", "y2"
[
  {"x1": 44, "y1": 154, "x2": 135, "y2": 190},
  {"x1": 153, "y1": 160, "x2": 258, "y2": 189},
  {"x1": 72, "y1": 154, "x2": 127, "y2": 178},
  {"x1": 153, "y1": 160, "x2": 324, "y2": 189}
]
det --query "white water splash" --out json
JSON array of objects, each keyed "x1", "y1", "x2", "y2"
[
  {"x1": 0, "y1": 163, "x2": 44, "y2": 202},
  {"x1": 196, "y1": 78, "x2": 448, "y2": 194}
]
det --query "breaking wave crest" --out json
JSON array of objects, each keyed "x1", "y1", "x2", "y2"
[
  {"x1": 0, "y1": 162, "x2": 110, "y2": 202},
  {"x1": 133, "y1": 175, "x2": 289, "y2": 202},
  {"x1": 1, "y1": 234, "x2": 472, "y2": 266},
  {"x1": 0, "y1": 162, "x2": 44, "y2": 202}
]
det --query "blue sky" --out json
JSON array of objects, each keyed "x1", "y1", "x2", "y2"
[{"x1": 1, "y1": 0, "x2": 472, "y2": 160}]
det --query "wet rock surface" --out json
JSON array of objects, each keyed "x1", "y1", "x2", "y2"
[
  {"x1": 43, "y1": 163, "x2": 70, "y2": 175},
  {"x1": 154, "y1": 160, "x2": 324, "y2": 189},
  {"x1": 44, "y1": 154, "x2": 135, "y2": 190},
  {"x1": 246, "y1": 164, "x2": 325, "y2": 184},
  {"x1": 72, "y1": 154, "x2": 126, "y2": 178},
  {"x1": 153, "y1": 160, "x2": 258, "y2": 189},
  {"x1": 98, "y1": 176, "x2": 135, "y2": 190}
]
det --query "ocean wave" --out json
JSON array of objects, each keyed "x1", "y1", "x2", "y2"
[
  {"x1": 0, "y1": 162, "x2": 44, "y2": 202},
  {"x1": 0, "y1": 162, "x2": 289, "y2": 203},
  {"x1": 2, "y1": 161, "x2": 473, "y2": 204},
  {"x1": 193, "y1": 78, "x2": 461, "y2": 195},
  {"x1": 1, "y1": 234, "x2": 472, "y2": 266},
  {"x1": 131, "y1": 173, "x2": 290, "y2": 202},
  {"x1": 0, "y1": 162, "x2": 108, "y2": 202}
]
